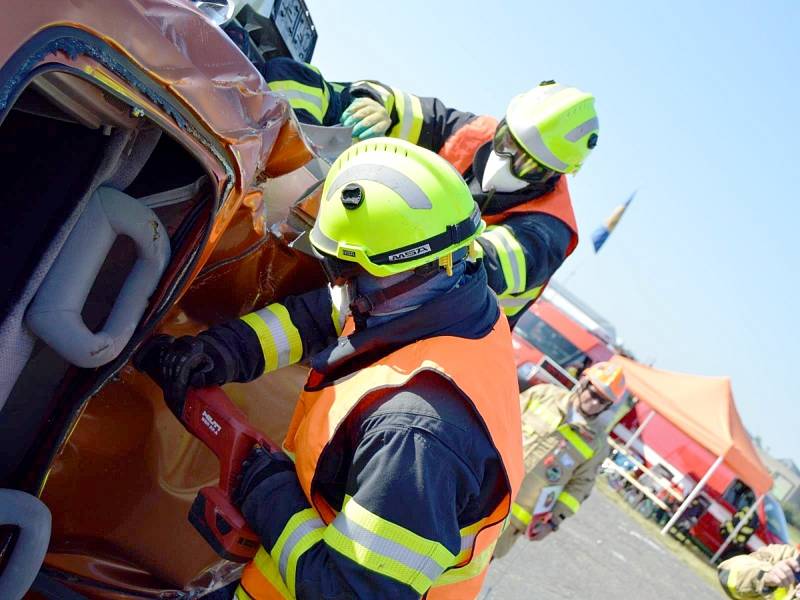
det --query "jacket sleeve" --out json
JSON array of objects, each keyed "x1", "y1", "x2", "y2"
[
  {"x1": 347, "y1": 80, "x2": 477, "y2": 151},
  {"x1": 261, "y1": 57, "x2": 353, "y2": 126},
  {"x1": 551, "y1": 441, "x2": 608, "y2": 524},
  {"x1": 717, "y1": 545, "x2": 798, "y2": 599},
  {"x1": 201, "y1": 285, "x2": 343, "y2": 382},
  {"x1": 477, "y1": 213, "x2": 572, "y2": 322},
  {"x1": 240, "y1": 385, "x2": 488, "y2": 599}
]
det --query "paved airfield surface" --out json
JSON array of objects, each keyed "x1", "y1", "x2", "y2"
[{"x1": 481, "y1": 489, "x2": 726, "y2": 599}]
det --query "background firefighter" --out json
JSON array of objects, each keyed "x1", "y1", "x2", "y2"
[
  {"x1": 493, "y1": 362, "x2": 627, "y2": 559},
  {"x1": 718, "y1": 544, "x2": 800, "y2": 599}
]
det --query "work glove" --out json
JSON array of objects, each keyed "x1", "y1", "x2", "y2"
[
  {"x1": 762, "y1": 557, "x2": 800, "y2": 592},
  {"x1": 133, "y1": 333, "x2": 236, "y2": 413},
  {"x1": 233, "y1": 445, "x2": 296, "y2": 509},
  {"x1": 340, "y1": 97, "x2": 391, "y2": 140}
]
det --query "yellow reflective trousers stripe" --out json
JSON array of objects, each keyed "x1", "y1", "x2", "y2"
[
  {"x1": 240, "y1": 303, "x2": 303, "y2": 372},
  {"x1": 557, "y1": 491, "x2": 581, "y2": 514}
]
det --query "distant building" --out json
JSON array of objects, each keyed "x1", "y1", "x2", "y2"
[{"x1": 757, "y1": 450, "x2": 800, "y2": 508}]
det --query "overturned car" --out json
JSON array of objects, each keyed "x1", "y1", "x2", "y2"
[{"x1": 0, "y1": 1, "x2": 330, "y2": 597}]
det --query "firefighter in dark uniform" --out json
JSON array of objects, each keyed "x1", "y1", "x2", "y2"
[
  {"x1": 139, "y1": 139, "x2": 524, "y2": 599},
  {"x1": 262, "y1": 58, "x2": 600, "y2": 326}
]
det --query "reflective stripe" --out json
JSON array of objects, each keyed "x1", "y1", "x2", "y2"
[
  {"x1": 482, "y1": 226, "x2": 526, "y2": 294},
  {"x1": 498, "y1": 285, "x2": 544, "y2": 316},
  {"x1": 270, "y1": 509, "x2": 325, "y2": 596},
  {"x1": 432, "y1": 542, "x2": 494, "y2": 587},
  {"x1": 564, "y1": 116, "x2": 600, "y2": 142},
  {"x1": 519, "y1": 123, "x2": 570, "y2": 172},
  {"x1": 241, "y1": 303, "x2": 303, "y2": 372},
  {"x1": 557, "y1": 491, "x2": 581, "y2": 514},
  {"x1": 247, "y1": 547, "x2": 293, "y2": 599},
  {"x1": 557, "y1": 425, "x2": 594, "y2": 460},
  {"x1": 455, "y1": 520, "x2": 485, "y2": 562},
  {"x1": 234, "y1": 585, "x2": 254, "y2": 600},
  {"x1": 270, "y1": 80, "x2": 329, "y2": 122},
  {"x1": 389, "y1": 88, "x2": 424, "y2": 144},
  {"x1": 511, "y1": 501, "x2": 533, "y2": 525},
  {"x1": 326, "y1": 163, "x2": 433, "y2": 209},
  {"x1": 323, "y1": 496, "x2": 454, "y2": 594},
  {"x1": 719, "y1": 566, "x2": 745, "y2": 599},
  {"x1": 353, "y1": 80, "x2": 393, "y2": 107}
]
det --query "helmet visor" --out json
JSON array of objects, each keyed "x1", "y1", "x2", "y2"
[{"x1": 493, "y1": 120, "x2": 561, "y2": 184}]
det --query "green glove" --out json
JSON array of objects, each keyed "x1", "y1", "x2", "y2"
[{"x1": 341, "y1": 97, "x2": 391, "y2": 140}]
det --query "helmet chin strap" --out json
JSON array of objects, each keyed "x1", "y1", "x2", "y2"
[
  {"x1": 481, "y1": 150, "x2": 529, "y2": 193},
  {"x1": 349, "y1": 266, "x2": 440, "y2": 329}
]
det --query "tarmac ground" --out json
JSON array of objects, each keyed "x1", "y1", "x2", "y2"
[{"x1": 481, "y1": 487, "x2": 726, "y2": 599}]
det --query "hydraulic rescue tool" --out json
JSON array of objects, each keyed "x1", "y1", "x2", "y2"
[{"x1": 134, "y1": 338, "x2": 278, "y2": 562}]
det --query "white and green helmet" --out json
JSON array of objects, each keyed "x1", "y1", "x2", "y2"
[
  {"x1": 310, "y1": 137, "x2": 484, "y2": 278},
  {"x1": 505, "y1": 81, "x2": 599, "y2": 174}
]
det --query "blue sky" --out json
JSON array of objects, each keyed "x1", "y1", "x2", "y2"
[{"x1": 306, "y1": 1, "x2": 800, "y2": 461}]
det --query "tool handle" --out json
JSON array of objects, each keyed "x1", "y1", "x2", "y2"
[{"x1": 182, "y1": 387, "x2": 280, "y2": 496}]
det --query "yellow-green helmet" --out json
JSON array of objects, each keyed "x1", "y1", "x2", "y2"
[
  {"x1": 505, "y1": 81, "x2": 599, "y2": 174},
  {"x1": 310, "y1": 137, "x2": 484, "y2": 278}
]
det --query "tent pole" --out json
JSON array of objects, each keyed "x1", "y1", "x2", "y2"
[
  {"x1": 709, "y1": 494, "x2": 765, "y2": 564},
  {"x1": 623, "y1": 410, "x2": 655, "y2": 449},
  {"x1": 661, "y1": 454, "x2": 724, "y2": 535}
]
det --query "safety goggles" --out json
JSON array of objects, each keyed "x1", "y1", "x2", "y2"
[
  {"x1": 585, "y1": 383, "x2": 614, "y2": 407},
  {"x1": 317, "y1": 253, "x2": 364, "y2": 287},
  {"x1": 493, "y1": 120, "x2": 561, "y2": 184}
]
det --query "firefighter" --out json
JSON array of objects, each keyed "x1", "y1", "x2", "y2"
[
  {"x1": 717, "y1": 544, "x2": 799, "y2": 599},
  {"x1": 263, "y1": 58, "x2": 598, "y2": 326},
  {"x1": 139, "y1": 138, "x2": 523, "y2": 599},
  {"x1": 492, "y1": 362, "x2": 626, "y2": 559}
]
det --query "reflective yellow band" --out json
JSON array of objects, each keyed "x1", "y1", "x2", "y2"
[
  {"x1": 324, "y1": 496, "x2": 454, "y2": 594},
  {"x1": 455, "y1": 519, "x2": 486, "y2": 563},
  {"x1": 269, "y1": 79, "x2": 329, "y2": 122},
  {"x1": 388, "y1": 87, "x2": 424, "y2": 144},
  {"x1": 481, "y1": 226, "x2": 527, "y2": 294},
  {"x1": 234, "y1": 585, "x2": 254, "y2": 600},
  {"x1": 499, "y1": 285, "x2": 544, "y2": 316},
  {"x1": 433, "y1": 542, "x2": 494, "y2": 587},
  {"x1": 511, "y1": 501, "x2": 533, "y2": 526},
  {"x1": 249, "y1": 547, "x2": 293, "y2": 599},
  {"x1": 331, "y1": 82, "x2": 346, "y2": 93},
  {"x1": 241, "y1": 303, "x2": 303, "y2": 373},
  {"x1": 558, "y1": 424, "x2": 594, "y2": 460},
  {"x1": 557, "y1": 491, "x2": 581, "y2": 514},
  {"x1": 269, "y1": 508, "x2": 325, "y2": 597}
]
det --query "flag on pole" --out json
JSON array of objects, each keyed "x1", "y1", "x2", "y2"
[{"x1": 591, "y1": 191, "x2": 636, "y2": 253}]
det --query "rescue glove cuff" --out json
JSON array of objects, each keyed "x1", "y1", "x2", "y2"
[{"x1": 233, "y1": 445, "x2": 296, "y2": 510}]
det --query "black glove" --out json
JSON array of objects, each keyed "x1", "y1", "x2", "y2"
[
  {"x1": 134, "y1": 333, "x2": 237, "y2": 413},
  {"x1": 233, "y1": 445, "x2": 296, "y2": 509}
]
